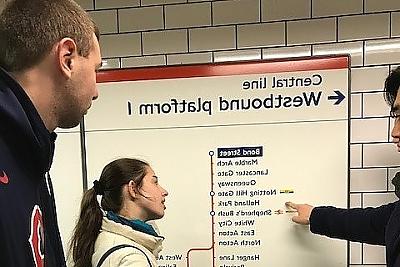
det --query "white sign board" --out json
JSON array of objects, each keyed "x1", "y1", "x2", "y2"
[{"x1": 84, "y1": 56, "x2": 350, "y2": 267}]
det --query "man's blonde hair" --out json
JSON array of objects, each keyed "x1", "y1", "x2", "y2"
[{"x1": 0, "y1": 0, "x2": 99, "y2": 72}]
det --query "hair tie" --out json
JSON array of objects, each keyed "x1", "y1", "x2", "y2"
[{"x1": 93, "y1": 180, "x2": 105, "y2": 195}]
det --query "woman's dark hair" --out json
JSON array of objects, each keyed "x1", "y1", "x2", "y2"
[
  {"x1": 69, "y1": 158, "x2": 149, "y2": 267},
  {"x1": 384, "y1": 66, "x2": 400, "y2": 108}
]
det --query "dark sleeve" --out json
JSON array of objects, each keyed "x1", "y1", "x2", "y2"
[{"x1": 309, "y1": 202, "x2": 396, "y2": 245}]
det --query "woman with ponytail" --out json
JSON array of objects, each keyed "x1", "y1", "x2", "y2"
[{"x1": 69, "y1": 158, "x2": 168, "y2": 267}]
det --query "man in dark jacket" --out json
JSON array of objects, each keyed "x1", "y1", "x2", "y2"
[
  {"x1": 0, "y1": 0, "x2": 101, "y2": 266},
  {"x1": 286, "y1": 66, "x2": 400, "y2": 267}
]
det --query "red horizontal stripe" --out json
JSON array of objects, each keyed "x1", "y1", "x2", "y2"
[{"x1": 97, "y1": 55, "x2": 349, "y2": 83}]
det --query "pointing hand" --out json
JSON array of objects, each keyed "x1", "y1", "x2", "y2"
[{"x1": 285, "y1": 201, "x2": 314, "y2": 225}]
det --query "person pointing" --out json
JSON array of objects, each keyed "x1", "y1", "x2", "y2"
[{"x1": 285, "y1": 67, "x2": 400, "y2": 267}]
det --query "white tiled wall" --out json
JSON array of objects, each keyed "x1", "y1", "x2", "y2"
[
  {"x1": 1, "y1": 0, "x2": 399, "y2": 265},
  {"x1": 77, "y1": 0, "x2": 400, "y2": 266},
  {"x1": 312, "y1": 0, "x2": 362, "y2": 17}
]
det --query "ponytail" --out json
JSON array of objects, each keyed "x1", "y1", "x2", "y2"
[
  {"x1": 69, "y1": 188, "x2": 103, "y2": 267},
  {"x1": 69, "y1": 158, "x2": 150, "y2": 266}
]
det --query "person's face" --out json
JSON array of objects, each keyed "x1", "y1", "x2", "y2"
[
  {"x1": 391, "y1": 90, "x2": 400, "y2": 151},
  {"x1": 58, "y1": 33, "x2": 102, "y2": 128},
  {"x1": 135, "y1": 167, "x2": 169, "y2": 221}
]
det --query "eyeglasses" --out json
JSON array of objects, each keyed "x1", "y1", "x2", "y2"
[{"x1": 390, "y1": 109, "x2": 400, "y2": 120}]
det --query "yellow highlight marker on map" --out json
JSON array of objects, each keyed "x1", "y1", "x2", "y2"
[
  {"x1": 274, "y1": 209, "x2": 297, "y2": 215},
  {"x1": 280, "y1": 189, "x2": 294, "y2": 194}
]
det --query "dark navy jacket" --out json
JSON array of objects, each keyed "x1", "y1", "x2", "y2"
[
  {"x1": 310, "y1": 201, "x2": 400, "y2": 267},
  {"x1": 0, "y1": 68, "x2": 66, "y2": 266}
]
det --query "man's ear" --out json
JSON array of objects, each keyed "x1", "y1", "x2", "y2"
[{"x1": 57, "y1": 37, "x2": 77, "y2": 79}]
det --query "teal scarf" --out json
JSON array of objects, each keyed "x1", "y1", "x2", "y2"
[{"x1": 106, "y1": 211, "x2": 159, "y2": 237}]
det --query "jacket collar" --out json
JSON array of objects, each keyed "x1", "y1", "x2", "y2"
[
  {"x1": 0, "y1": 67, "x2": 56, "y2": 175},
  {"x1": 102, "y1": 217, "x2": 164, "y2": 256}
]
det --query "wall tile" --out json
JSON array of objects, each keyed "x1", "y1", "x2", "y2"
[
  {"x1": 350, "y1": 242, "x2": 362, "y2": 264},
  {"x1": 262, "y1": 0, "x2": 310, "y2": 21},
  {"x1": 388, "y1": 167, "x2": 400, "y2": 179},
  {"x1": 351, "y1": 118, "x2": 388, "y2": 143},
  {"x1": 165, "y1": 3, "x2": 211, "y2": 29},
  {"x1": 363, "y1": 92, "x2": 391, "y2": 117},
  {"x1": 237, "y1": 22, "x2": 285, "y2": 48},
  {"x1": 350, "y1": 193, "x2": 362, "y2": 208},
  {"x1": 189, "y1": 26, "x2": 236, "y2": 52},
  {"x1": 365, "y1": 39, "x2": 400, "y2": 65},
  {"x1": 313, "y1": 41, "x2": 363, "y2": 66},
  {"x1": 121, "y1": 55, "x2": 166, "y2": 67},
  {"x1": 142, "y1": 0, "x2": 186, "y2": 6},
  {"x1": 389, "y1": 118, "x2": 396, "y2": 142},
  {"x1": 350, "y1": 144, "x2": 362, "y2": 168},
  {"x1": 312, "y1": 0, "x2": 363, "y2": 18},
  {"x1": 75, "y1": 0, "x2": 94, "y2": 10},
  {"x1": 338, "y1": 13, "x2": 389, "y2": 41},
  {"x1": 167, "y1": 52, "x2": 213, "y2": 65},
  {"x1": 100, "y1": 58, "x2": 120, "y2": 69},
  {"x1": 391, "y1": 64, "x2": 400, "y2": 71},
  {"x1": 351, "y1": 94, "x2": 362, "y2": 118},
  {"x1": 100, "y1": 33, "x2": 141, "y2": 58},
  {"x1": 89, "y1": 10, "x2": 117, "y2": 34},
  {"x1": 365, "y1": 0, "x2": 400, "y2": 12},
  {"x1": 393, "y1": 12, "x2": 400, "y2": 37},
  {"x1": 213, "y1": 0, "x2": 259, "y2": 25},
  {"x1": 351, "y1": 66, "x2": 389, "y2": 93},
  {"x1": 143, "y1": 30, "x2": 187, "y2": 55},
  {"x1": 363, "y1": 244, "x2": 386, "y2": 264},
  {"x1": 95, "y1": 0, "x2": 139, "y2": 9},
  {"x1": 287, "y1": 18, "x2": 336, "y2": 45},
  {"x1": 262, "y1": 45, "x2": 311, "y2": 59},
  {"x1": 363, "y1": 192, "x2": 397, "y2": 206},
  {"x1": 350, "y1": 168, "x2": 387, "y2": 192},
  {"x1": 388, "y1": 167, "x2": 400, "y2": 191},
  {"x1": 363, "y1": 143, "x2": 400, "y2": 167},
  {"x1": 119, "y1": 6, "x2": 164, "y2": 32},
  {"x1": 213, "y1": 49, "x2": 261, "y2": 62}
]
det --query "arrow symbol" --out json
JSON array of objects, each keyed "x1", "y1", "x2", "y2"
[{"x1": 328, "y1": 90, "x2": 345, "y2": 105}]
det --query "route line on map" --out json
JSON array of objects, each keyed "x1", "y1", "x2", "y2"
[{"x1": 186, "y1": 151, "x2": 216, "y2": 267}]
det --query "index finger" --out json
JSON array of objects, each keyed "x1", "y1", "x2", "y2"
[{"x1": 285, "y1": 201, "x2": 298, "y2": 210}]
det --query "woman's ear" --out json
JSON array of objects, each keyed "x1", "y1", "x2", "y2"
[{"x1": 127, "y1": 180, "x2": 137, "y2": 199}]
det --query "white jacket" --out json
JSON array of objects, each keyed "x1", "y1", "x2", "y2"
[{"x1": 92, "y1": 217, "x2": 164, "y2": 267}]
